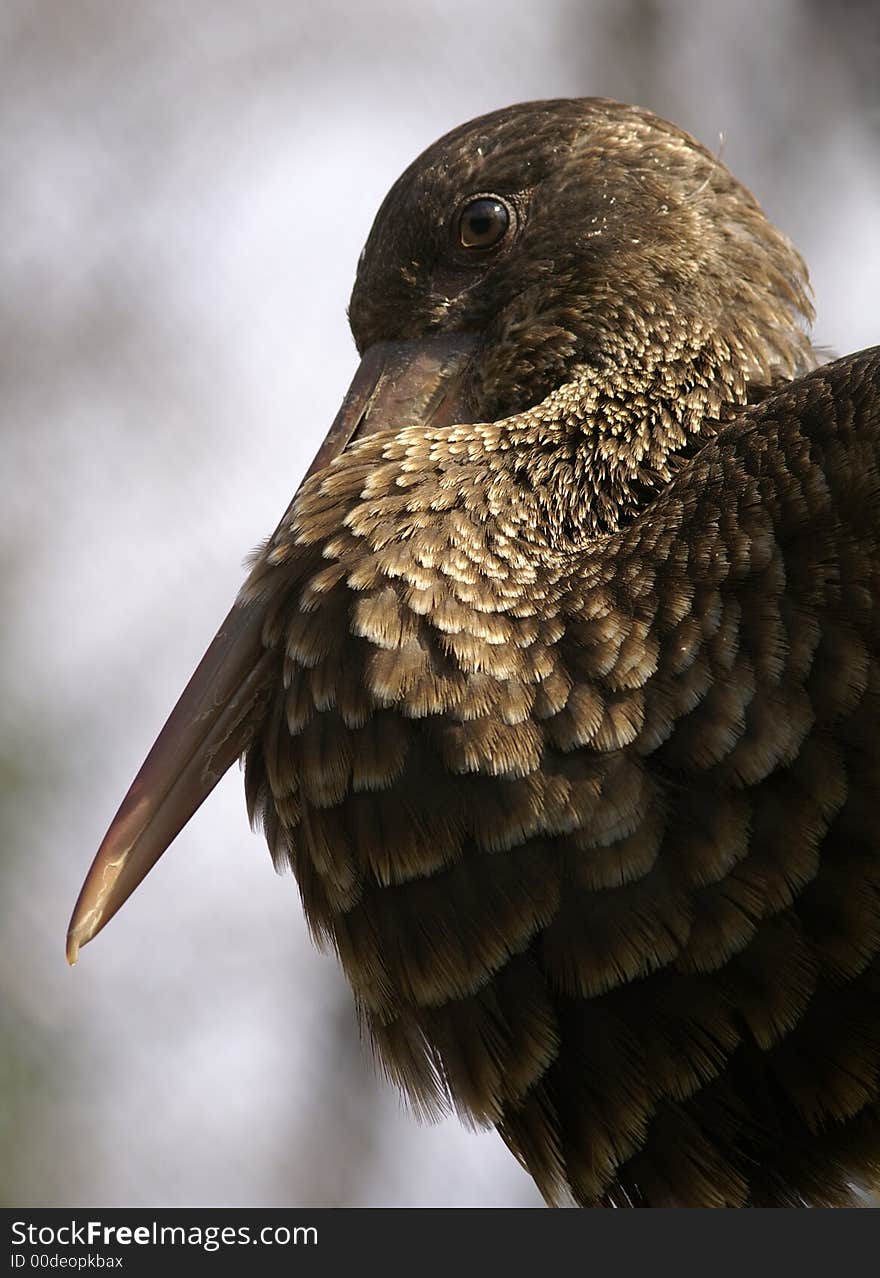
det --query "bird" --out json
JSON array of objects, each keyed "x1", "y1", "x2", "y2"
[{"x1": 67, "y1": 98, "x2": 880, "y2": 1207}]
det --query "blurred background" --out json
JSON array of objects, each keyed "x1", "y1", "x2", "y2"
[{"x1": 2, "y1": 0, "x2": 879, "y2": 1208}]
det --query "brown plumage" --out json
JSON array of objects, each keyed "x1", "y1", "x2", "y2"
[{"x1": 69, "y1": 99, "x2": 880, "y2": 1207}]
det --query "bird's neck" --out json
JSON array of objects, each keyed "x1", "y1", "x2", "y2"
[
  {"x1": 272, "y1": 330, "x2": 809, "y2": 596},
  {"x1": 492, "y1": 333, "x2": 788, "y2": 542}
]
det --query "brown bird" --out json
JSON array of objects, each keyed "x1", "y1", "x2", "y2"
[{"x1": 68, "y1": 99, "x2": 880, "y2": 1207}]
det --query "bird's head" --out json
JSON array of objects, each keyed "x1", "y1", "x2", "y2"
[{"x1": 349, "y1": 98, "x2": 814, "y2": 423}]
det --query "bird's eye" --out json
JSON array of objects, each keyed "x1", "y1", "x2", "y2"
[{"x1": 456, "y1": 197, "x2": 512, "y2": 251}]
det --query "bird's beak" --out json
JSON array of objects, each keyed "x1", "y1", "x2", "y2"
[{"x1": 66, "y1": 333, "x2": 479, "y2": 964}]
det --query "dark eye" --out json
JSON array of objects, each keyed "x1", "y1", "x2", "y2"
[{"x1": 456, "y1": 197, "x2": 512, "y2": 250}]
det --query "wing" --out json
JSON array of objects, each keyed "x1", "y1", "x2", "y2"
[{"x1": 244, "y1": 347, "x2": 880, "y2": 1206}]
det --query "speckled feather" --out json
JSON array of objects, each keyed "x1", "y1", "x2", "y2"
[{"x1": 241, "y1": 101, "x2": 880, "y2": 1206}]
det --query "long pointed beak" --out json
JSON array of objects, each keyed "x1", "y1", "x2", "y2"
[
  {"x1": 66, "y1": 333, "x2": 479, "y2": 963},
  {"x1": 65, "y1": 606, "x2": 273, "y2": 964}
]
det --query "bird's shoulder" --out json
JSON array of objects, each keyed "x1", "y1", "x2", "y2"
[{"x1": 268, "y1": 343, "x2": 880, "y2": 732}]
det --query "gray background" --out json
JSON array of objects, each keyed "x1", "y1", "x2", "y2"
[{"x1": 3, "y1": 0, "x2": 879, "y2": 1207}]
